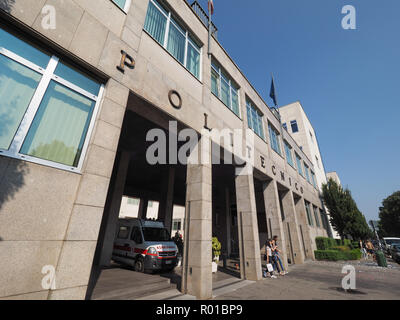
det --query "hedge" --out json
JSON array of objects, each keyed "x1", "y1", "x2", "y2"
[
  {"x1": 330, "y1": 245, "x2": 351, "y2": 252},
  {"x1": 316, "y1": 237, "x2": 337, "y2": 250},
  {"x1": 315, "y1": 249, "x2": 361, "y2": 261}
]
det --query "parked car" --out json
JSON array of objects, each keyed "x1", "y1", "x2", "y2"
[
  {"x1": 383, "y1": 237, "x2": 400, "y2": 254},
  {"x1": 112, "y1": 218, "x2": 178, "y2": 273},
  {"x1": 389, "y1": 244, "x2": 400, "y2": 263}
]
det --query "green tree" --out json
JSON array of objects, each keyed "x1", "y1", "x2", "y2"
[
  {"x1": 322, "y1": 178, "x2": 372, "y2": 240},
  {"x1": 378, "y1": 191, "x2": 400, "y2": 237}
]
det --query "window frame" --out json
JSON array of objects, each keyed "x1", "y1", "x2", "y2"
[
  {"x1": 304, "y1": 162, "x2": 311, "y2": 184},
  {"x1": 246, "y1": 99, "x2": 265, "y2": 140},
  {"x1": 211, "y1": 59, "x2": 241, "y2": 117},
  {"x1": 305, "y1": 201, "x2": 314, "y2": 226},
  {"x1": 295, "y1": 152, "x2": 304, "y2": 176},
  {"x1": 0, "y1": 40, "x2": 104, "y2": 174},
  {"x1": 111, "y1": 0, "x2": 132, "y2": 13},
  {"x1": 268, "y1": 123, "x2": 282, "y2": 155},
  {"x1": 144, "y1": 0, "x2": 202, "y2": 80},
  {"x1": 284, "y1": 140, "x2": 295, "y2": 168},
  {"x1": 290, "y1": 120, "x2": 299, "y2": 133}
]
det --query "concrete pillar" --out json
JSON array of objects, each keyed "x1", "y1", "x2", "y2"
[
  {"x1": 158, "y1": 167, "x2": 175, "y2": 233},
  {"x1": 98, "y1": 151, "x2": 131, "y2": 267},
  {"x1": 138, "y1": 198, "x2": 148, "y2": 219},
  {"x1": 181, "y1": 148, "x2": 212, "y2": 299},
  {"x1": 225, "y1": 187, "x2": 231, "y2": 257},
  {"x1": 262, "y1": 180, "x2": 288, "y2": 270},
  {"x1": 280, "y1": 191, "x2": 305, "y2": 264},
  {"x1": 294, "y1": 197, "x2": 315, "y2": 260},
  {"x1": 235, "y1": 171, "x2": 262, "y2": 281}
]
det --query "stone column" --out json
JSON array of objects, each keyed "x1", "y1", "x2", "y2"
[
  {"x1": 262, "y1": 180, "x2": 288, "y2": 270},
  {"x1": 98, "y1": 150, "x2": 131, "y2": 267},
  {"x1": 235, "y1": 169, "x2": 262, "y2": 281},
  {"x1": 294, "y1": 197, "x2": 315, "y2": 260},
  {"x1": 137, "y1": 198, "x2": 148, "y2": 219},
  {"x1": 280, "y1": 191, "x2": 305, "y2": 264},
  {"x1": 157, "y1": 167, "x2": 175, "y2": 233},
  {"x1": 181, "y1": 143, "x2": 212, "y2": 299},
  {"x1": 225, "y1": 187, "x2": 231, "y2": 257}
]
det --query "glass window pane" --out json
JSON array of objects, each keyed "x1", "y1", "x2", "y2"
[
  {"x1": 55, "y1": 61, "x2": 100, "y2": 96},
  {"x1": 246, "y1": 104, "x2": 252, "y2": 129},
  {"x1": 167, "y1": 23, "x2": 186, "y2": 64},
  {"x1": 0, "y1": 27, "x2": 50, "y2": 69},
  {"x1": 112, "y1": 0, "x2": 127, "y2": 10},
  {"x1": 211, "y1": 69, "x2": 219, "y2": 96},
  {"x1": 20, "y1": 81, "x2": 95, "y2": 167},
  {"x1": 144, "y1": 1, "x2": 167, "y2": 45},
  {"x1": 231, "y1": 91, "x2": 239, "y2": 116},
  {"x1": 186, "y1": 42, "x2": 200, "y2": 78},
  {"x1": 220, "y1": 78, "x2": 230, "y2": 106},
  {"x1": 0, "y1": 55, "x2": 42, "y2": 150}
]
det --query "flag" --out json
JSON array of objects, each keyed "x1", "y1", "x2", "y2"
[
  {"x1": 208, "y1": 0, "x2": 214, "y2": 15},
  {"x1": 270, "y1": 76, "x2": 278, "y2": 106}
]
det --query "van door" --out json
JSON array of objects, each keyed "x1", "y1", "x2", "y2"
[
  {"x1": 113, "y1": 225, "x2": 132, "y2": 259},
  {"x1": 129, "y1": 226, "x2": 144, "y2": 259}
]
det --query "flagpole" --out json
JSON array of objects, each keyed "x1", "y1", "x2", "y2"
[{"x1": 208, "y1": 4, "x2": 212, "y2": 58}]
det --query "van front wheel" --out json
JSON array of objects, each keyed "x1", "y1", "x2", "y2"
[{"x1": 134, "y1": 256, "x2": 145, "y2": 273}]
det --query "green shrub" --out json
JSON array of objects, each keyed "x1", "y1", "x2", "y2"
[
  {"x1": 316, "y1": 237, "x2": 339, "y2": 250},
  {"x1": 212, "y1": 237, "x2": 221, "y2": 260},
  {"x1": 316, "y1": 237, "x2": 330, "y2": 250},
  {"x1": 331, "y1": 245, "x2": 351, "y2": 252},
  {"x1": 343, "y1": 239, "x2": 351, "y2": 246},
  {"x1": 350, "y1": 241, "x2": 360, "y2": 249},
  {"x1": 315, "y1": 250, "x2": 343, "y2": 261},
  {"x1": 315, "y1": 248, "x2": 361, "y2": 261}
]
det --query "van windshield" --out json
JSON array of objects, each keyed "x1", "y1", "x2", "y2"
[{"x1": 142, "y1": 227, "x2": 171, "y2": 242}]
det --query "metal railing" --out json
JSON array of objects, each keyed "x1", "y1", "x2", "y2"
[{"x1": 190, "y1": 0, "x2": 218, "y2": 39}]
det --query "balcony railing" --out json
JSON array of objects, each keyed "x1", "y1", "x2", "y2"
[{"x1": 190, "y1": 0, "x2": 218, "y2": 39}]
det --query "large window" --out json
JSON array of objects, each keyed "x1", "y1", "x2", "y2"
[
  {"x1": 305, "y1": 201, "x2": 313, "y2": 226},
  {"x1": 290, "y1": 120, "x2": 299, "y2": 133},
  {"x1": 304, "y1": 162, "x2": 311, "y2": 183},
  {"x1": 313, "y1": 206, "x2": 321, "y2": 228},
  {"x1": 246, "y1": 99, "x2": 264, "y2": 139},
  {"x1": 311, "y1": 170, "x2": 317, "y2": 188},
  {"x1": 111, "y1": 0, "x2": 131, "y2": 12},
  {"x1": 144, "y1": 0, "x2": 201, "y2": 79},
  {"x1": 0, "y1": 27, "x2": 102, "y2": 172},
  {"x1": 284, "y1": 140, "x2": 295, "y2": 167},
  {"x1": 268, "y1": 123, "x2": 281, "y2": 155},
  {"x1": 295, "y1": 153, "x2": 304, "y2": 176},
  {"x1": 211, "y1": 60, "x2": 240, "y2": 116}
]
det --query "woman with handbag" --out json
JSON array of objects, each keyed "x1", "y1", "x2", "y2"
[{"x1": 265, "y1": 239, "x2": 279, "y2": 278}]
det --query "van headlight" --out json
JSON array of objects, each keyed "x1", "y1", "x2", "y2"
[{"x1": 148, "y1": 247, "x2": 157, "y2": 255}]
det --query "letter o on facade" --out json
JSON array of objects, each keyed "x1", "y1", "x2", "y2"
[
  {"x1": 272, "y1": 165, "x2": 277, "y2": 175},
  {"x1": 169, "y1": 90, "x2": 182, "y2": 109}
]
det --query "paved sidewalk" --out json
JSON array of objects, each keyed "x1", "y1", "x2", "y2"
[{"x1": 214, "y1": 259, "x2": 400, "y2": 300}]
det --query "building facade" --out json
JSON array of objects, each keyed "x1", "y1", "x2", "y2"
[
  {"x1": 0, "y1": 0, "x2": 332, "y2": 300},
  {"x1": 280, "y1": 101, "x2": 339, "y2": 238}
]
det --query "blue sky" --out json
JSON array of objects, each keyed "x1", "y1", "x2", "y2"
[{"x1": 196, "y1": 0, "x2": 400, "y2": 221}]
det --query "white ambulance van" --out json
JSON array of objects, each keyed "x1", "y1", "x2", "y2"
[{"x1": 112, "y1": 218, "x2": 178, "y2": 273}]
